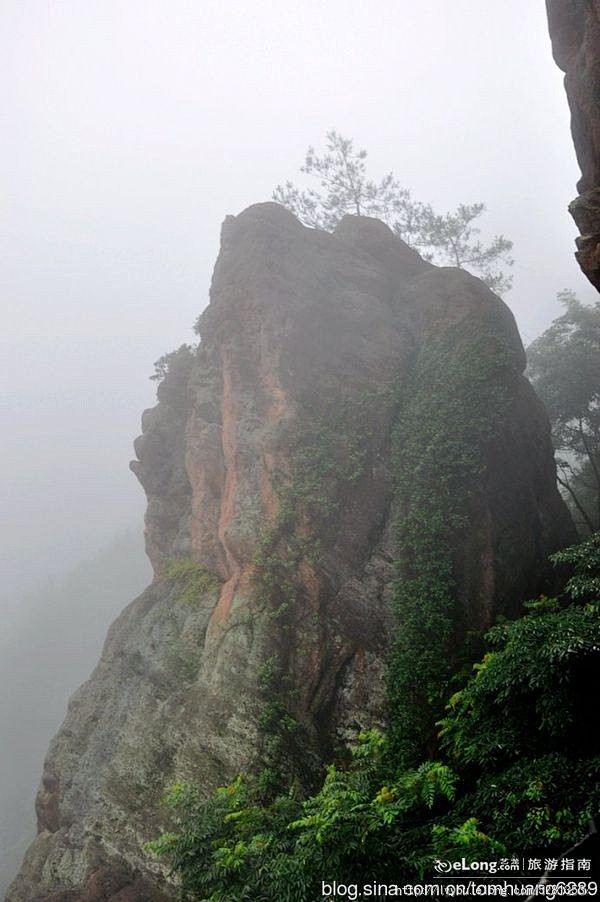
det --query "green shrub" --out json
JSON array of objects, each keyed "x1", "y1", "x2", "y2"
[{"x1": 162, "y1": 558, "x2": 220, "y2": 605}]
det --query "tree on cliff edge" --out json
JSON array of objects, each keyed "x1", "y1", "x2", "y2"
[
  {"x1": 272, "y1": 130, "x2": 411, "y2": 229},
  {"x1": 274, "y1": 130, "x2": 514, "y2": 294}
]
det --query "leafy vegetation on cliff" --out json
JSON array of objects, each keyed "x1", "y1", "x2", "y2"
[
  {"x1": 162, "y1": 557, "x2": 221, "y2": 605},
  {"x1": 388, "y1": 318, "x2": 514, "y2": 766},
  {"x1": 147, "y1": 535, "x2": 600, "y2": 899}
]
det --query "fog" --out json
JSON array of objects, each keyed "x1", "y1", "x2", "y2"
[
  {"x1": 0, "y1": 0, "x2": 597, "y2": 892},
  {"x1": 0, "y1": 531, "x2": 150, "y2": 895}
]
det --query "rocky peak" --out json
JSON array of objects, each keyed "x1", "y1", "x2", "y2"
[{"x1": 7, "y1": 203, "x2": 575, "y2": 900}]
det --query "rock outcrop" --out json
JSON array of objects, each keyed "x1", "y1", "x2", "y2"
[
  {"x1": 7, "y1": 204, "x2": 575, "y2": 900},
  {"x1": 547, "y1": 0, "x2": 600, "y2": 290}
]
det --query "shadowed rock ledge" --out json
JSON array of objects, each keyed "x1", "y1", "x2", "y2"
[{"x1": 7, "y1": 203, "x2": 575, "y2": 900}]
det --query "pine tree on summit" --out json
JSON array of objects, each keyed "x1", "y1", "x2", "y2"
[
  {"x1": 273, "y1": 130, "x2": 410, "y2": 229},
  {"x1": 274, "y1": 130, "x2": 513, "y2": 293}
]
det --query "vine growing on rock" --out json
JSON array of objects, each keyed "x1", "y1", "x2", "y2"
[{"x1": 388, "y1": 317, "x2": 517, "y2": 766}]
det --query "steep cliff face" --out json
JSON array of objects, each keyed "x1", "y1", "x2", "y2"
[
  {"x1": 547, "y1": 0, "x2": 600, "y2": 290},
  {"x1": 8, "y1": 204, "x2": 575, "y2": 900}
]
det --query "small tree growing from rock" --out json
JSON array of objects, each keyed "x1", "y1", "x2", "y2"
[
  {"x1": 273, "y1": 130, "x2": 410, "y2": 230},
  {"x1": 395, "y1": 202, "x2": 514, "y2": 295},
  {"x1": 274, "y1": 130, "x2": 513, "y2": 293}
]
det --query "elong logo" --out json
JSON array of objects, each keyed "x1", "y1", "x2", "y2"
[{"x1": 433, "y1": 859, "x2": 500, "y2": 874}]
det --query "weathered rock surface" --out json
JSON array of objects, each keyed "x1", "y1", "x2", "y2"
[
  {"x1": 547, "y1": 0, "x2": 600, "y2": 290},
  {"x1": 7, "y1": 204, "x2": 575, "y2": 900}
]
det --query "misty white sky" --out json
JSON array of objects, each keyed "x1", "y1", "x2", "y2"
[{"x1": 1, "y1": 0, "x2": 597, "y2": 606}]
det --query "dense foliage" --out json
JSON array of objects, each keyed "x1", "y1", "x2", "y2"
[
  {"x1": 146, "y1": 733, "x2": 458, "y2": 900},
  {"x1": 147, "y1": 535, "x2": 600, "y2": 899},
  {"x1": 388, "y1": 319, "x2": 514, "y2": 766},
  {"x1": 273, "y1": 130, "x2": 513, "y2": 293},
  {"x1": 439, "y1": 549, "x2": 600, "y2": 850}
]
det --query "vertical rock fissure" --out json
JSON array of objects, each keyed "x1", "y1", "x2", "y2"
[{"x1": 212, "y1": 349, "x2": 242, "y2": 625}]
